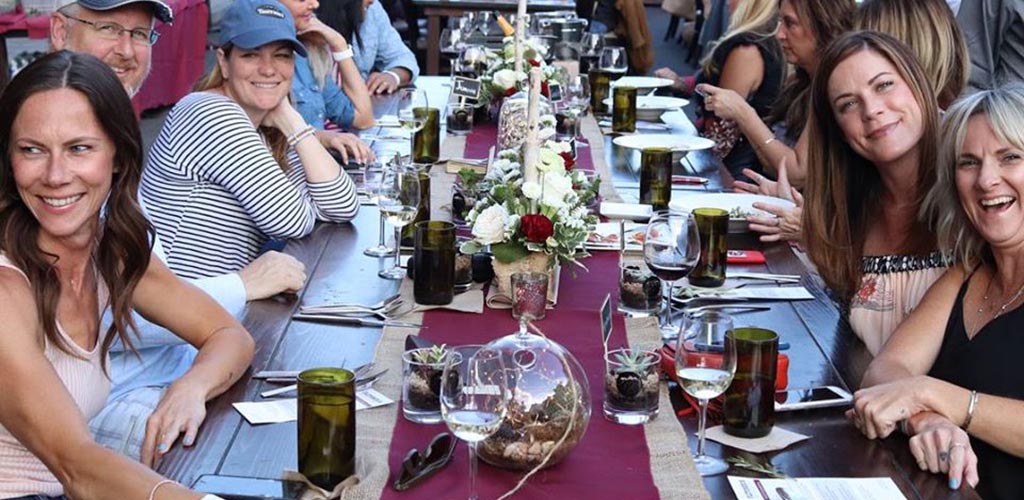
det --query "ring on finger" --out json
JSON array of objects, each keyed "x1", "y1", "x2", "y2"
[
  {"x1": 949, "y1": 442, "x2": 967, "y2": 452},
  {"x1": 774, "y1": 218, "x2": 781, "y2": 227},
  {"x1": 938, "y1": 450, "x2": 950, "y2": 462}
]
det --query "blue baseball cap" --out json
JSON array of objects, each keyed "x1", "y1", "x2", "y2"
[
  {"x1": 218, "y1": 0, "x2": 307, "y2": 57},
  {"x1": 61, "y1": 0, "x2": 174, "y2": 24}
]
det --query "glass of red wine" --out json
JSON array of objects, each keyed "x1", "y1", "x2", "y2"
[{"x1": 643, "y1": 211, "x2": 700, "y2": 339}]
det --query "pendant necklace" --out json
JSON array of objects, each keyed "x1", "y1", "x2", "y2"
[{"x1": 977, "y1": 274, "x2": 1024, "y2": 320}]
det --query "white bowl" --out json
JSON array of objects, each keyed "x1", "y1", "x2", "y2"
[{"x1": 669, "y1": 193, "x2": 796, "y2": 233}]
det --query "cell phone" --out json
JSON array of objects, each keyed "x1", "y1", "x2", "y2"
[
  {"x1": 774, "y1": 386, "x2": 852, "y2": 412},
  {"x1": 191, "y1": 474, "x2": 307, "y2": 500}
]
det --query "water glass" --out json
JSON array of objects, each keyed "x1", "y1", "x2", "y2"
[
  {"x1": 639, "y1": 147, "x2": 673, "y2": 211},
  {"x1": 297, "y1": 368, "x2": 356, "y2": 490},
  {"x1": 690, "y1": 208, "x2": 729, "y2": 288},
  {"x1": 412, "y1": 107, "x2": 440, "y2": 165},
  {"x1": 604, "y1": 348, "x2": 661, "y2": 425},
  {"x1": 676, "y1": 311, "x2": 736, "y2": 476},
  {"x1": 724, "y1": 328, "x2": 779, "y2": 438},
  {"x1": 413, "y1": 221, "x2": 456, "y2": 305},
  {"x1": 402, "y1": 348, "x2": 457, "y2": 424},
  {"x1": 612, "y1": 85, "x2": 637, "y2": 133},
  {"x1": 446, "y1": 101, "x2": 475, "y2": 136}
]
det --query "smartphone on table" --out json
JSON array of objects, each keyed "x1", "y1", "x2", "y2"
[
  {"x1": 774, "y1": 386, "x2": 853, "y2": 412},
  {"x1": 192, "y1": 474, "x2": 307, "y2": 500}
]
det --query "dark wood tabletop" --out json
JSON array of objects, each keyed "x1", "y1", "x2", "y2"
[{"x1": 158, "y1": 77, "x2": 979, "y2": 499}]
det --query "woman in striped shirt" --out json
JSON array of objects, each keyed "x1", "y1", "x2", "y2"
[{"x1": 140, "y1": 0, "x2": 360, "y2": 280}]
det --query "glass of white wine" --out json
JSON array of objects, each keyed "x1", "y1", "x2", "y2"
[
  {"x1": 441, "y1": 345, "x2": 509, "y2": 500},
  {"x1": 377, "y1": 163, "x2": 421, "y2": 280},
  {"x1": 362, "y1": 151, "x2": 399, "y2": 258},
  {"x1": 644, "y1": 211, "x2": 700, "y2": 341},
  {"x1": 675, "y1": 310, "x2": 736, "y2": 476},
  {"x1": 397, "y1": 88, "x2": 428, "y2": 157}
]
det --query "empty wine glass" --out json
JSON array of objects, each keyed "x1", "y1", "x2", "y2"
[
  {"x1": 441, "y1": 346, "x2": 509, "y2": 500},
  {"x1": 377, "y1": 164, "x2": 421, "y2": 280},
  {"x1": 476, "y1": 11, "x2": 494, "y2": 38},
  {"x1": 566, "y1": 74, "x2": 590, "y2": 144},
  {"x1": 599, "y1": 46, "x2": 628, "y2": 75},
  {"x1": 676, "y1": 311, "x2": 737, "y2": 476},
  {"x1": 440, "y1": 28, "x2": 466, "y2": 56},
  {"x1": 362, "y1": 152, "x2": 399, "y2": 257},
  {"x1": 643, "y1": 211, "x2": 700, "y2": 339}
]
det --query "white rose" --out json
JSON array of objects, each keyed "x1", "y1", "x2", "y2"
[
  {"x1": 537, "y1": 148, "x2": 564, "y2": 172},
  {"x1": 522, "y1": 181, "x2": 542, "y2": 199},
  {"x1": 472, "y1": 204, "x2": 511, "y2": 244},
  {"x1": 542, "y1": 171, "x2": 574, "y2": 208},
  {"x1": 492, "y1": 69, "x2": 518, "y2": 90},
  {"x1": 544, "y1": 140, "x2": 571, "y2": 154}
]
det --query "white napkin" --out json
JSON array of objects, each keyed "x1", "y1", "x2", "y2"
[
  {"x1": 705, "y1": 425, "x2": 809, "y2": 453},
  {"x1": 412, "y1": 286, "x2": 485, "y2": 314},
  {"x1": 678, "y1": 283, "x2": 814, "y2": 301},
  {"x1": 233, "y1": 390, "x2": 394, "y2": 425}
]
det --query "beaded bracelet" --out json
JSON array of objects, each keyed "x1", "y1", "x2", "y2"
[
  {"x1": 287, "y1": 125, "x2": 316, "y2": 148},
  {"x1": 962, "y1": 390, "x2": 979, "y2": 430}
]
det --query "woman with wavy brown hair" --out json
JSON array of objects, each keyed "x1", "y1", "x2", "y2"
[
  {"x1": 855, "y1": 0, "x2": 969, "y2": 109},
  {"x1": 802, "y1": 32, "x2": 946, "y2": 356},
  {"x1": 0, "y1": 50, "x2": 251, "y2": 500}
]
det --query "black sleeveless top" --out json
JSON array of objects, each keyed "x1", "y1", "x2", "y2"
[
  {"x1": 929, "y1": 277, "x2": 1024, "y2": 499},
  {"x1": 696, "y1": 30, "x2": 785, "y2": 181}
]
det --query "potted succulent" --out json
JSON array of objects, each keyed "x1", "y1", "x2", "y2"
[
  {"x1": 603, "y1": 349, "x2": 661, "y2": 424},
  {"x1": 401, "y1": 345, "x2": 451, "y2": 423}
]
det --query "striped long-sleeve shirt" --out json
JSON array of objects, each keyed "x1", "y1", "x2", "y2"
[{"x1": 140, "y1": 92, "x2": 359, "y2": 279}]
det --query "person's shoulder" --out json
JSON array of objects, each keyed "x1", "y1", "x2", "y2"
[
  {"x1": 0, "y1": 262, "x2": 37, "y2": 329},
  {"x1": 170, "y1": 92, "x2": 248, "y2": 124},
  {"x1": 366, "y1": 0, "x2": 388, "y2": 20}
]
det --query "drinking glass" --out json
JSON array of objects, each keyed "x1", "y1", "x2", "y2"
[
  {"x1": 377, "y1": 165, "x2": 421, "y2": 280},
  {"x1": 398, "y1": 88, "x2": 428, "y2": 157},
  {"x1": 599, "y1": 46, "x2": 628, "y2": 75},
  {"x1": 676, "y1": 311, "x2": 737, "y2": 476},
  {"x1": 511, "y1": 271, "x2": 548, "y2": 334},
  {"x1": 440, "y1": 28, "x2": 465, "y2": 56},
  {"x1": 363, "y1": 152, "x2": 398, "y2": 257},
  {"x1": 441, "y1": 346, "x2": 509, "y2": 500},
  {"x1": 297, "y1": 368, "x2": 356, "y2": 490},
  {"x1": 566, "y1": 74, "x2": 590, "y2": 145},
  {"x1": 643, "y1": 211, "x2": 700, "y2": 339},
  {"x1": 476, "y1": 11, "x2": 494, "y2": 37}
]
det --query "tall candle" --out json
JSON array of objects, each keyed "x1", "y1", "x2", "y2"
[
  {"x1": 514, "y1": 16, "x2": 524, "y2": 75},
  {"x1": 522, "y1": 67, "x2": 542, "y2": 185}
]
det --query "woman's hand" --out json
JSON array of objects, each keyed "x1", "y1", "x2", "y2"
[
  {"x1": 697, "y1": 83, "x2": 748, "y2": 121},
  {"x1": 653, "y1": 67, "x2": 683, "y2": 90},
  {"x1": 140, "y1": 381, "x2": 208, "y2": 469},
  {"x1": 316, "y1": 130, "x2": 375, "y2": 164},
  {"x1": 238, "y1": 250, "x2": 307, "y2": 301},
  {"x1": 262, "y1": 98, "x2": 306, "y2": 136},
  {"x1": 298, "y1": 17, "x2": 348, "y2": 52},
  {"x1": 367, "y1": 72, "x2": 401, "y2": 95},
  {"x1": 908, "y1": 414, "x2": 979, "y2": 490},
  {"x1": 739, "y1": 160, "x2": 804, "y2": 242},
  {"x1": 848, "y1": 376, "x2": 935, "y2": 440}
]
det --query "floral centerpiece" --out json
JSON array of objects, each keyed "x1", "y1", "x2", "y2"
[
  {"x1": 478, "y1": 37, "x2": 559, "y2": 109},
  {"x1": 461, "y1": 134, "x2": 600, "y2": 298}
]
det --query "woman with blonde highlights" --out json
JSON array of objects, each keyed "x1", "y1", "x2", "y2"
[
  {"x1": 854, "y1": 84, "x2": 1024, "y2": 499},
  {"x1": 855, "y1": 0, "x2": 968, "y2": 109},
  {"x1": 802, "y1": 31, "x2": 945, "y2": 355}
]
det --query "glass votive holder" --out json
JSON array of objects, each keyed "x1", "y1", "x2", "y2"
[
  {"x1": 618, "y1": 255, "x2": 662, "y2": 316},
  {"x1": 511, "y1": 271, "x2": 548, "y2": 322},
  {"x1": 446, "y1": 102, "x2": 475, "y2": 136},
  {"x1": 455, "y1": 251, "x2": 473, "y2": 287},
  {"x1": 401, "y1": 347, "x2": 459, "y2": 424},
  {"x1": 297, "y1": 368, "x2": 356, "y2": 490},
  {"x1": 603, "y1": 348, "x2": 661, "y2": 425},
  {"x1": 555, "y1": 109, "x2": 579, "y2": 142}
]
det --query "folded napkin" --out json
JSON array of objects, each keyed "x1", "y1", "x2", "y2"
[
  {"x1": 677, "y1": 282, "x2": 814, "y2": 301},
  {"x1": 282, "y1": 470, "x2": 360, "y2": 500},
  {"x1": 412, "y1": 286, "x2": 485, "y2": 314},
  {"x1": 376, "y1": 115, "x2": 400, "y2": 127},
  {"x1": 705, "y1": 425, "x2": 809, "y2": 453}
]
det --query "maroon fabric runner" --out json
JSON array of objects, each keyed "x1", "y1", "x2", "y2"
[
  {"x1": 462, "y1": 123, "x2": 598, "y2": 176},
  {"x1": 380, "y1": 249, "x2": 662, "y2": 499}
]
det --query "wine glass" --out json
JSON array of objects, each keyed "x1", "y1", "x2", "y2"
[
  {"x1": 440, "y1": 28, "x2": 465, "y2": 57},
  {"x1": 675, "y1": 311, "x2": 737, "y2": 476},
  {"x1": 643, "y1": 211, "x2": 700, "y2": 339},
  {"x1": 377, "y1": 164, "x2": 421, "y2": 280},
  {"x1": 441, "y1": 345, "x2": 509, "y2": 500},
  {"x1": 362, "y1": 152, "x2": 399, "y2": 258},
  {"x1": 397, "y1": 88, "x2": 428, "y2": 160},
  {"x1": 599, "y1": 46, "x2": 628, "y2": 76},
  {"x1": 566, "y1": 74, "x2": 590, "y2": 145},
  {"x1": 476, "y1": 11, "x2": 494, "y2": 38}
]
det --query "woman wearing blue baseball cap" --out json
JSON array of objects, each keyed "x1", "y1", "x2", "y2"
[{"x1": 139, "y1": 0, "x2": 360, "y2": 283}]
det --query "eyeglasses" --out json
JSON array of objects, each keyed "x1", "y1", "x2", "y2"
[
  {"x1": 62, "y1": 13, "x2": 159, "y2": 46},
  {"x1": 391, "y1": 432, "x2": 456, "y2": 491}
]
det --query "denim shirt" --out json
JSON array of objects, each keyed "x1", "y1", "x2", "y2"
[
  {"x1": 292, "y1": 52, "x2": 356, "y2": 129},
  {"x1": 352, "y1": 1, "x2": 420, "y2": 80}
]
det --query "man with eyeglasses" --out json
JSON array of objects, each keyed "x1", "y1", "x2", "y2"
[
  {"x1": 49, "y1": 0, "x2": 169, "y2": 97},
  {"x1": 47, "y1": 0, "x2": 308, "y2": 468}
]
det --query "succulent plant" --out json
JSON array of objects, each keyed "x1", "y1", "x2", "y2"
[
  {"x1": 613, "y1": 350, "x2": 651, "y2": 373},
  {"x1": 612, "y1": 350, "x2": 653, "y2": 399},
  {"x1": 412, "y1": 344, "x2": 449, "y2": 365}
]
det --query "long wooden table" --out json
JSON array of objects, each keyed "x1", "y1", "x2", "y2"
[{"x1": 158, "y1": 77, "x2": 979, "y2": 499}]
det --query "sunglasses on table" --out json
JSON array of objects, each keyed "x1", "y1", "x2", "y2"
[{"x1": 392, "y1": 432, "x2": 456, "y2": 491}]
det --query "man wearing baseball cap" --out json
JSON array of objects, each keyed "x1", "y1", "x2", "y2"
[{"x1": 49, "y1": 0, "x2": 172, "y2": 96}]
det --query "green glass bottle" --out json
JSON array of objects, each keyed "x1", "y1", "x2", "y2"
[
  {"x1": 413, "y1": 221, "x2": 456, "y2": 305},
  {"x1": 690, "y1": 207, "x2": 729, "y2": 287},
  {"x1": 612, "y1": 85, "x2": 636, "y2": 133},
  {"x1": 589, "y1": 69, "x2": 612, "y2": 116},
  {"x1": 412, "y1": 107, "x2": 440, "y2": 165},
  {"x1": 297, "y1": 368, "x2": 355, "y2": 490},
  {"x1": 724, "y1": 328, "x2": 779, "y2": 438},
  {"x1": 401, "y1": 168, "x2": 431, "y2": 247},
  {"x1": 639, "y1": 147, "x2": 672, "y2": 211}
]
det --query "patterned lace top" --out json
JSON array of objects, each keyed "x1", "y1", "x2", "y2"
[{"x1": 849, "y1": 252, "x2": 948, "y2": 356}]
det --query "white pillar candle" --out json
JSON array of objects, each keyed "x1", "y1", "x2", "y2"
[{"x1": 522, "y1": 67, "x2": 542, "y2": 185}]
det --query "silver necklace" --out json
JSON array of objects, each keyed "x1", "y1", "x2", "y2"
[{"x1": 977, "y1": 275, "x2": 1024, "y2": 319}]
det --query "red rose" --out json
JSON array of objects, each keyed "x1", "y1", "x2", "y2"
[
  {"x1": 559, "y1": 151, "x2": 575, "y2": 171},
  {"x1": 505, "y1": 87, "x2": 517, "y2": 97},
  {"x1": 528, "y1": 59, "x2": 541, "y2": 67},
  {"x1": 541, "y1": 81, "x2": 550, "y2": 97},
  {"x1": 520, "y1": 214, "x2": 555, "y2": 243}
]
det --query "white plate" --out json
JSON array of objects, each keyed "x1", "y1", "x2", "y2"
[
  {"x1": 669, "y1": 193, "x2": 796, "y2": 233},
  {"x1": 612, "y1": 134, "x2": 715, "y2": 152},
  {"x1": 600, "y1": 201, "x2": 653, "y2": 221},
  {"x1": 611, "y1": 76, "x2": 674, "y2": 89},
  {"x1": 602, "y1": 95, "x2": 690, "y2": 110},
  {"x1": 585, "y1": 222, "x2": 646, "y2": 251}
]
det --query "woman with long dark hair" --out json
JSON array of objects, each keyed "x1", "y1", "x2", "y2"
[
  {"x1": 0, "y1": 51, "x2": 251, "y2": 500},
  {"x1": 317, "y1": 0, "x2": 419, "y2": 94}
]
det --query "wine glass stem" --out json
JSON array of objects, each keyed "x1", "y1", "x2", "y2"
[
  {"x1": 378, "y1": 212, "x2": 386, "y2": 247},
  {"x1": 468, "y1": 441, "x2": 479, "y2": 500},
  {"x1": 518, "y1": 318, "x2": 528, "y2": 336},
  {"x1": 393, "y1": 225, "x2": 403, "y2": 269},
  {"x1": 696, "y1": 397, "x2": 709, "y2": 460},
  {"x1": 661, "y1": 280, "x2": 674, "y2": 328}
]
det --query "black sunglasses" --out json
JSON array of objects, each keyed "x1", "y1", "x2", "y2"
[{"x1": 392, "y1": 432, "x2": 457, "y2": 491}]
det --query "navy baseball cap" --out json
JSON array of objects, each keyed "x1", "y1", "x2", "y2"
[
  {"x1": 60, "y1": 0, "x2": 174, "y2": 24},
  {"x1": 218, "y1": 0, "x2": 307, "y2": 57}
]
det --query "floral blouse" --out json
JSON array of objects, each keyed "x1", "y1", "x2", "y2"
[{"x1": 849, "y1": 252, "x2": 947, "y2": 356}]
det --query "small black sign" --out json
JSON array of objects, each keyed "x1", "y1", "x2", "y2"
[
  {"x1": 600, "y1": 293, "x2": 612, "y2": 346},
  {"x1": 548, "y1": 82, "x2": 564, "y2": 103},
  {"x1": 452, "y1": 77, "x2": 482, "y2": 100}
]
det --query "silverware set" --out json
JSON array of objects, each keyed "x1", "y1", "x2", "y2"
[
  {"x1": 259, "y1": 363, "x2": 388, "y2": 398},
  {"x1": 293, "y1": 294, "x2": 422, "y2": 328}
]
